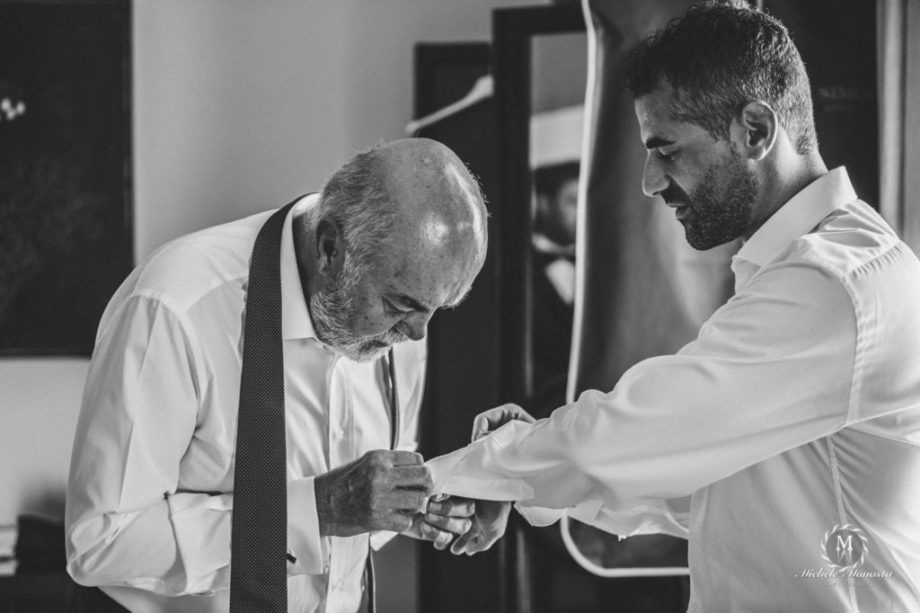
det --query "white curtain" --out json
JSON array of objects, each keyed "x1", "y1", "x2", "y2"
[{"x1": 878, "y1": 0, "x2": 920, "y2": 248}]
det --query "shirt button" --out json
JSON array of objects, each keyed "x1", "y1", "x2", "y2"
[{"x1": 334, "y1": 428, "x2": 345, "y2": 440}]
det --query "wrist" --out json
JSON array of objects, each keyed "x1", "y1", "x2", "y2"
[{"x1": 314, "y1": 473, "x2": 337, "y2": 537}]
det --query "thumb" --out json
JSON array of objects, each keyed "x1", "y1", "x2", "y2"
[
  {"x1": 471, "y1": 413, "x2": 492, "y2": 442},
  {"x1": 450, "y1": 530, "x2": 475, "y2": 555}
]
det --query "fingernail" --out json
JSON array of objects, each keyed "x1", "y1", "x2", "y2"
[
  {"x1": 425, "y1": 513, "x2": 436, "y2": 522},
  {"x1": 428, "y1": 502, "x2": 441, "y2": 513}
]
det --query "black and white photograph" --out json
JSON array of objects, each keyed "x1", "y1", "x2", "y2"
[{"x1": 1, "y1": 0, "x2": 918, "y2": 611}]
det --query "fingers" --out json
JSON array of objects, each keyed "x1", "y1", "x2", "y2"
[
  {"x1": 472, "y1": 406, "x2": 508, "y2": 439},
  {"x1": 450, "y1": 531, "x2": 479, "y2": 555},
  {"x1": 391, "y1": 465, "x2": 433, "y2": 490},
  {"x1": 471, "y1": 412, "x2": 497, "y2": 442},
  {"x1": 427, "y1": 497, "x2": 475, "y2": 518},
  {"x1": 471, "y1": 403, "x2": 536, "y2": 441},
  {"x1": 365, "y1": 450, "x2": 432, "y2": 493},
  {"x1": 388, "y1": 450, "x2": 424, "y2": 466},
  {"x1": 450, "y1": 527, "x2": 498, "y2": 556},
  {"x1": 385, "y1": 489, "x2": 430, "y2": 514},
  {"x1": 380, "y1": 512, "x2": 416, "y2": 534},
  {"x1": 423, "y1": 512, "x2": 472, "y2": 536},
  {"x1": 418, "y1": 520, "x2": 460, "y2": 551},
  {"x1": 515, "y1": 406, "x2": 537, "y2": 424},
  {"x1": 450, "y1": 533, "x2": 470, "y2": 555},
  {"x1": 449, "y1": 500, "x2": 511, "y2": 555},
  {"x1": 363, "y1": 450, "x2": 433, "y2": 531}
]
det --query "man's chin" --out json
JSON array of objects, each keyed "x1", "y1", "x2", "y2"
[{"x1": 337, "y1": 339, "x2": 396, "y2": 363}]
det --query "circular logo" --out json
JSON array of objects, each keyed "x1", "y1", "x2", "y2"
[{"x1": 821, "y1": 523, "x2": 868, "y2": 570}]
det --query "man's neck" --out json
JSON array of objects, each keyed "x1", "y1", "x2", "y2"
[{"x1": 746, "y1": 152, "x2": 828, "y2": 239}]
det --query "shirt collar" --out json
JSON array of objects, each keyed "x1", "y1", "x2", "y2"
[
  {"x1": 280, "y1": 193, "x2": 320, "y2": 341},
  {"x1": 733, "y1": 166, "x2": 857, "y2": 271}
]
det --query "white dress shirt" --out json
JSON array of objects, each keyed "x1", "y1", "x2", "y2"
[
  {"x1": 429, "y1": 168, "x2": 920, "y2": 612},
  {"x1": 66, "y1": 195, "x2": 426, "y2": 613}
]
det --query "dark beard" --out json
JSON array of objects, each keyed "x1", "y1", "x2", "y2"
[{"x1": 663, "y1": 153, "x2": 757, "y2": 250}]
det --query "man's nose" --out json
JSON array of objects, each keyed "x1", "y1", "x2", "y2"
[
  {"x1": 642, "y1": 154, "x2": 668, "y2": 198},
  {"x1": 401, "y1": 312, "x2": 431, "y2": 341}
]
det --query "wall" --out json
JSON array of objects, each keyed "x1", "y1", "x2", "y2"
[
  {"x1": 0, "y1": 1, "x2": 545, "y2": 607},
  {"x1": 134, "y1": 0, "x2": 545, "y2": 258},
  {"x1": 0, "y1": 0, "x2": 544, "y2": 528}
]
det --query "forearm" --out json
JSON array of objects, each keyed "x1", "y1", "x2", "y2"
[
  {"x1": 433, "y1": 365, "x2": 843, "y2": 513},
  {"x1": 431, "y1": 266, "x2": 856, "y2": 511}
]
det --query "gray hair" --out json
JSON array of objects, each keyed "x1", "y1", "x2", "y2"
[{"x1": 318, "y1": 146, "x2": 395, "y2": 273}]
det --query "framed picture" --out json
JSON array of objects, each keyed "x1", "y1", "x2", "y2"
[{"x1": 0, "y1": 0, "x2": 132, "y2": 356}]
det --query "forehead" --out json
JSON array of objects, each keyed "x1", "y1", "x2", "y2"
[
  {"x1": 634, "y1": 87, "x2": 709, "y2": 146},
  {"x1": 372, "y1": 244, "x2": 475, "y2": 309}
]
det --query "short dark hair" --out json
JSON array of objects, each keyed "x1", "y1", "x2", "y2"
[{"x1": 625, "y1": 0, "x2": 817, "y2": 154}]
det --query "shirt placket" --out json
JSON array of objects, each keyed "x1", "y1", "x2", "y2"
[
  {"x1": 325, "y1": 358, "x2": 356, "y2": 607},
  {"x1": 327, "y1": 359, "x2": 356, "y2": 468}
]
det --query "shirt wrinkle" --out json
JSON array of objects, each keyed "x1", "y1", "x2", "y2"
[
  {"x1": 66, "y1": 198, "x2": 427, "y2": 612},
  {"x1": 428, "y1": 167, "x2": 920, "y2": 612}
]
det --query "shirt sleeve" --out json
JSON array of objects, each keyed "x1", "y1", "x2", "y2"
[
  {"x1": 286, "y1": 477, "x2": 325, "y2": 574},
  {"x1": 66, "y1": 294, "x2": 232, "y2": 596},
  {"x1": 429, "y1": 259, "x2": 856, "y2": 534}
]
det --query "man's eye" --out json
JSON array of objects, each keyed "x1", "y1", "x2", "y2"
[
  {"x1": 658, "y1": 149, "x2": 675, "y2": 162},
  {"x1": 384, "y1": 300, "x2": 410, "y2": 315}
]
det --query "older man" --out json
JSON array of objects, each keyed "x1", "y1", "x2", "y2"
[
  {"x1": 66, "y1": 138, "x2": 488, "y2": 612},
  {"x1": 435, "y1": 2, "x2": 920, "y2": 611}
]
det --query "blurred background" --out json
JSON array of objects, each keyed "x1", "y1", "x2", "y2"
[{"x1": 1, "y1": 0, "x2": 917, "y2": 611}]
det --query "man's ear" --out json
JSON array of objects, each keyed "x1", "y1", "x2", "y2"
[
  {"x1": 314, "y1": 217, "x2": 344, "y2": 280},
  {"x1": 730, "y1": 100, "x2": 778, "y2": 161}
]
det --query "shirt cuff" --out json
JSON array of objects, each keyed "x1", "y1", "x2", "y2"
[
  {"x1": 287, "y1": 477, "x2": 326, "y2": 574},
  {"x1": 369, "y1": 530, "x2": 397, "y2": 551},
  {"x1": 514, "y1": 504, "x2": 566, "y2": 527},
  {"x1": 577, "y1": 501, "x2": 690, "y2": 539},
  {"x1": 426, "y1": 432, "x2": 534, "y2": 501},
  {"x1": 166, "y1": 492, "x2": 233, "y2": 594}
]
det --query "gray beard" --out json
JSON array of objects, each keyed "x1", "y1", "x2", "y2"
[{"x1": 309, "y1": 262, "x2": 406, "y2": 362}]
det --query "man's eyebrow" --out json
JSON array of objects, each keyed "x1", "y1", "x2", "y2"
[
  {"x1": 644, "y1": 136, "x2": 675, "y2": 150},
  {"x1": 390, "y1": 285, "x2": 474, "y2": 313},
  {"x1": 393, "y1": 293, "x2": 434, "y2": 313}
]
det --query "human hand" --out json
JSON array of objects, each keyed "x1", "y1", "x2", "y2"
[
  {"x1": 403, "y1": 495, "x2": 476, "y2": 550},
  {"x1": 471, "y1": 403, "x2": 536, "y2": 442},
  {"x1": 314, "y1": 450, "x2": 432, "y2": 537},
  {"x1": 449, "y1": 499, "x2": 512, "y2": 555}
]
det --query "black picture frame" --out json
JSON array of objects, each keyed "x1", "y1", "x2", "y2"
[
  {"x1": 492, "y1": 4, "x2": 585, "y2": 405},
  {"x1": 0, "y1": 0, "x2": 132, "y2": 356}
]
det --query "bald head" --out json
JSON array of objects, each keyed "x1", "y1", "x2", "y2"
[
  {"x1": 316, "y1": 138, "x2": 487, "y2": 281},
  {"x1": 376, "y1": 138, "x2": 487, "y2": 273},
  {"x1": 299, "y1": 139, "x2": 488, "y2": 360}
]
